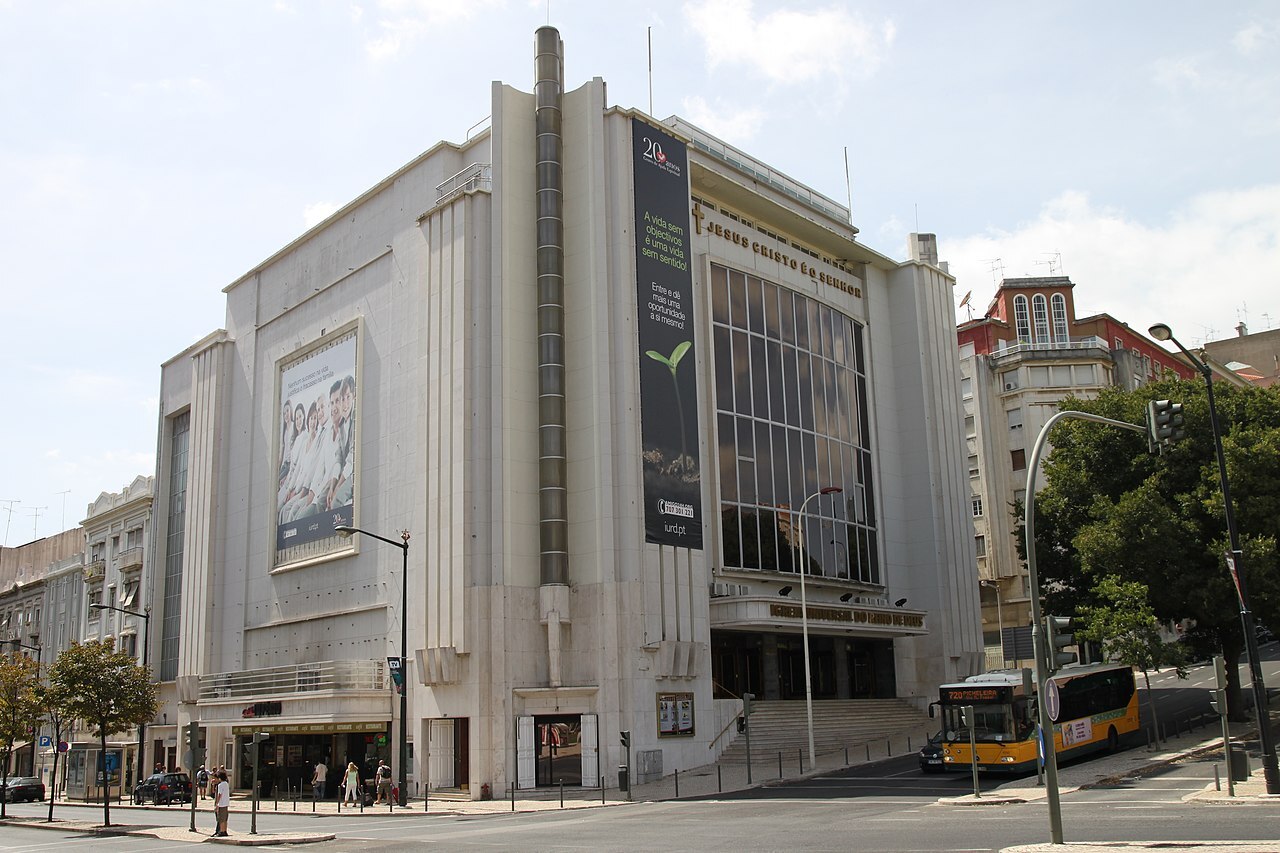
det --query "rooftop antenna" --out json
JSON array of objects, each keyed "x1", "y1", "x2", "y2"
[
  {"x1": 1263, "y1": 312, "x2": 1273, "y2": 330},
  {"x1": 982, "y1": 258, "x2": 1005, "y2": 285},
  {"x1": 26, "y1": 506, "x2": 47, "y2": 541},
  {"x1": 914, "y1": 203, "x2": 919, "y2": 233},
  {"x1": 1034, "y1": 252, "x2": 1063, "y2": 276},
  {"x1": 958, "y1": 290, "x2": 974, "y2": 321},
  {"x1": 0, "y1": 499, "x2": 18, "y2": 547},
  {"x1": 56, "y1": 489, "x2": 71, "y2": 530}
]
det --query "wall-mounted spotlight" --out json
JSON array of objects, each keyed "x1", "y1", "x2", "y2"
[
  {"x1": 778, "y1": 586, "x2": 793, "y2": 597},
  {"x1": 839, "y1": 593, "x2": 854, "y2": 603},
  {"x1": 894, "y1": 598, "x2": 908, "y2": 608}
]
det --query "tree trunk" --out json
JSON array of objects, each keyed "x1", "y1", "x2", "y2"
[
  {"x1": 1, "y1": 745, "x2": 10, "y2": 819},
  {"x1": 100, "y1": 730, "x2": 111, "y2": 827},
  {"x1": 46, "y1": 743, "x2": 58, "y2": 822}
]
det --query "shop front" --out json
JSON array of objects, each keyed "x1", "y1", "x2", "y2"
[{"x1": 231, "y1": 721, "x2": 391, "y2": 796}]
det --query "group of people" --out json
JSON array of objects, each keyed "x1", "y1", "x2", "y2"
[
  {"x1": 194, "y1": 765, "x2": 231, "y2": 837},
  {"x1": 313, "y1": 758, "x2": 395, "y2": 805},
  {"x1": 277, "y1": 374, "x2": 356, "y2": 525}
]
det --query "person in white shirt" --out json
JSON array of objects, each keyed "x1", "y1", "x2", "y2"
[{"x1": 214, "y1": 771, "x2": 230, "y2": 837}]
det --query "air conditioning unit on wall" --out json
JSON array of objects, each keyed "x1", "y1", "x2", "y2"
[{"x1": 709, "y1": 582, "x2": 748, "y2": 597}]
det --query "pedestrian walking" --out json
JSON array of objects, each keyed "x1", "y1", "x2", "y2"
[
  {"x1": 195, "y1": 765, "x2": 209, "y2": 802},
  {"x1": 375, "y1": 760, "x2": 392, "y2": 804}
]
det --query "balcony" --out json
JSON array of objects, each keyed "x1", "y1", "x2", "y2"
[
  {"x1": 118, "y1": 547, "x2": 143, "y2": 572},
  {"x1": 989, "y1": 336, "x2": 1109, "y2": 364},
  {"x1": 83, "y1": 559, "x2": 106, "y2": 581},
  {"x1": 435, "y1": 163, "x2": 492, "y2": 205},
  {"x1": 198, "y1": 659, "x2": 387, "y2": 701}
]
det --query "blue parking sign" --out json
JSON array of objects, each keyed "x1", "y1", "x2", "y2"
[{"x1": 39, "y1": 736, "x2": 52, "y2": 747}]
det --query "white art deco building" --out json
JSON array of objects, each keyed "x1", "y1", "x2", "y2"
[{"x1": 150, "y1": 28, "x2": 980, "y2": 796}]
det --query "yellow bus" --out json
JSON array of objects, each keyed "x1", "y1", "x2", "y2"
[{"x1": 935, "y1": 663, "x2": 1140, "y2": 774}]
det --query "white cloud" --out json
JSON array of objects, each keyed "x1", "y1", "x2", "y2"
[
  {"x1": 363, "y1": 0, "x2": 503, "y2": 61},
  {"x1": 680, "y1": 95, "x2": 764, "y2": 143},
  {"x1": 941, "y1": 187, "x2": 1280, "y2": 346},
  {"x1": 303, "y1": 201, "x2": 341, "y2": 228},
  {"x1": 1233, "y1": 22, "x2": 1276, "y2": 56},
  {"x1": 1150, "y1": 56, "x2": 1203, "y2": 90},
  {"x1": 684, "y1": 0, "x2": 893, "y2": 85}
]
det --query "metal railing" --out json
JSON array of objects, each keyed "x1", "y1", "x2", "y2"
[
  {"x1": 991, "y1": 336, "x2": 1108, "y2": 359},
  {"x1": 198, "y1": 659, "x2": 386, "y2": 700},
  {"x1": 435, "y1": 163, "x2": 492, "y2": 204}
]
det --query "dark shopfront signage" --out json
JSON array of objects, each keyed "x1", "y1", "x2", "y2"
[
  {"x1": 769, "y1": 603, "x2": 924, "y2": 629},
  {"x1": 633, "y1": 116, "x2": 703, "y2": 550},
  {"x1": 231, "y1": 720, "x2": 388, "y2": 736},
  {"x1": 242, "y1": 701, "x2": 283, "y2": 719}
]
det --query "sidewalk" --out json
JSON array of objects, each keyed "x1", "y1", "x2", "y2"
[{"x1": 3, "y1": 723, "x2": 1274, "y2": 847}]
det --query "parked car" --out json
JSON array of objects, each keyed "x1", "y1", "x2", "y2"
[
  {"x1": 918, "y1": 731, "x2": 945, "y2": 773},
  {"x1": 132, "y1": 772, "x2": 192, "y2": 805},
  {"x1": 1, "y1": 776, "x2": 46, "y2": 802}
]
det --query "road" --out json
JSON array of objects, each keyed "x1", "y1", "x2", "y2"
[{"x1": 1, "y1": 646, "x2": 1274, "y2": 852}]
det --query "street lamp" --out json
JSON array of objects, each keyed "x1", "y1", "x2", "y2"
[
  {"x1": 794, "y1": 486, "x2": 843, "y2": 774},
  {"x1": 1148, "y1": 322, "x2": 1279, "y2": 795},
  {"x1": 89, "y1": 603, "x2": 150, "y2": 791},
  {"x1": 979, "y1": 580, "x2": 1005, "y2": 667},
  {"x1": 335, "y1": 524, "x2": 410, "y2": 807}
]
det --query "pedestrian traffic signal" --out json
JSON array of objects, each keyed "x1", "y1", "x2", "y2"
[
  {"x1": 1146, "y1": 399, "x2": 1186, "y2": 453},
  {"x1": 1210, "y1": 689, "x2": 1227, "y2": 717},
  {"x1": 620, "y1": 730, "x2": 631, "y2": 750},
  {"x1": 1044, "y1": 615, "x2": 1076, "y2": 673}
]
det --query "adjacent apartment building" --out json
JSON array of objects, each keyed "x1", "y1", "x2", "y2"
[
  {"x1": 956, "y1": 276, "x2": 1196, "y2": 667},
  {"x1": 148, "y1": 27, "x2": 980, "y2": 798}
]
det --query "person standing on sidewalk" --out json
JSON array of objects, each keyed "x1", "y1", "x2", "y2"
[
  {"x1": 342, "y1": 762, "x2": 361, "y2": 804},
  {"x1": 213, "y1": 770, "x2": 230, "y2": 837},
  {"x1": 312, "y1": 758, "x2": 328, "y2": 800},
  {"x1": 374, "y1": 760, "x2": 392, "y2": 804},
  {"x1": 195, "y1": 765, "x2": 209, "y2": 802}
]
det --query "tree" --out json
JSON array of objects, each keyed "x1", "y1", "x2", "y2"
[
  {"x1": 47, "y1": 640, "x2": 157, "y2": 827},
  {"x1": 1030, "y1": 379, "x2": 1280, "y2": 720},
  {"x1": 0, "y1": 651, "x2": 42, "y2": 819},
  {"x1": 1076, "y1": 575, "x2": 1188, "y2": 742},
  {"x1": 36, "y1": 679, "x2": 73, "y2": 823}
]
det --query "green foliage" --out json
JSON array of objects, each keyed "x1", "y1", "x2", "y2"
[
  {"x1": 48, "y1": 640, "x2": 157, "y2": 825},
  {"x1": 0, "y1": 652, "x2": 42, "y2": 818},
  {"x1": 1031, "y1": 378, "x2": 1280, "y2": 718},
  {"x1": 1076, "y1": 576, "x2": 1187, "y2": 675}
]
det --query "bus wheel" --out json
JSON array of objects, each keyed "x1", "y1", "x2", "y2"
[{"x1": 1107, "y1": 726, "x2": 1119, "y2": 753}]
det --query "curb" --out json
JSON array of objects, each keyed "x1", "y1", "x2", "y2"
[{"x1": 0, "y1": 818, "x2": 335, "y2": 846}]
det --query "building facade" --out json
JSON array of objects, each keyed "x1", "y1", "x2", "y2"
[
  {"x1": 956, "y1": 276, "x2": 1195, "y2": 667},
  {"x1": 152, "y1": 28, "x2": 980, "y2": 797}
]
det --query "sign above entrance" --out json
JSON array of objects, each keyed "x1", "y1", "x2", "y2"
[
  {"x1": 769, "y1": 603, "x2": 924, "y2": 629},
  {"x1": 232, "y1": 720, "x2": 388, "y2": 736}
]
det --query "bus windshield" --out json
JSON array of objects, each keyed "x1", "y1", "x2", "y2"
[{"x1": 941, "y1": 698, "x2": 1034, "y2": 744}]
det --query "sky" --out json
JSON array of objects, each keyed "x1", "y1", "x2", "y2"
[{"x1": 2, "y1": 0, "x2": 1278, "y2": 545}]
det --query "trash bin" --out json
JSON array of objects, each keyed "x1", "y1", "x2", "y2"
[
  {"x1": 1229, "y1": 749, "x2": 1250, "y2": 782},
  {"x1": 618, "y1": 765, "x2": 629, "y2": 793}
]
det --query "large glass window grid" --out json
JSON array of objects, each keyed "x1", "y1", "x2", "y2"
[
  {"x1": 159, "y1": 412, "x2": 189, "y2": 681},
  {"x1": 1032, "y1": 294, "x2": 1050, "y2": 342},
  {"x1": 711, "y1": 264, "x2": 878, "y2": 584},
  {"x1": 1013, "y1": 295, "x2": 1031, "y2": 343},
  {"x1": 1051, "y1": 294, "x2": 1068, "y2": 342}
]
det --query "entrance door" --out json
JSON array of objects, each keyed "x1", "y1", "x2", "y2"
[
  {"x1": 534, "y1": 715, "x2": 583, "y2": 787},
  {"x1": 579, "y1": 714, "x2": 598, "y2": 788},
  {"x1": 516, "y1": 717, "x2": 535, "y2": 790},
  {"x1": 428, "y1": 720, "x2": 455, "y2": 789}
]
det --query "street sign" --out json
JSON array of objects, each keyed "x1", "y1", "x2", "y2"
[
  {"x1": 1045, "y1": 679, "x2": 1061, "y2": 722},
  {"x1": 39, "y1": 736, "x2": 52, "y2": 748},
  {"x1": 57, "y1": 741, "x2": 69, "y2": 753}
]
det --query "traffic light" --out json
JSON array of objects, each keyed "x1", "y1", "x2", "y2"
[
  {"x1": 620, "y1": 730, "x2": 631, "y2": 750},
  {"x1": 1044, "y1": 615, "x2": 1076, "y2": 673},
  {"x1": 1146, "y1": 399, "x2": 1186, "y2": 453},
  {"x1": 1210, "y1": 689, "x2": 1227, "y2": 717}
]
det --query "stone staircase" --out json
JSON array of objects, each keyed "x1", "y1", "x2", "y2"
[{"x1": 716, "y1": 699, "x2": 933, "y2": 764}]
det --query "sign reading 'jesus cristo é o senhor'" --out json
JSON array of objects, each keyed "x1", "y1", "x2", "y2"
[{"x1": 632, "y1": 117, "x2": 702, "y2": 549}]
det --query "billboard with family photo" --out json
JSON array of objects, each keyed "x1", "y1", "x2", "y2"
[{"x1": 275, "y1": 327, "x2": 358, "y2": 562}]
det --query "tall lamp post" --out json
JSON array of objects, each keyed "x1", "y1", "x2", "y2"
[
  {"x1": 89, "y1": 603, "x2": 150, "y2": 790},
  {"x1": 794, "y1": 486, "x2": 843, "y2": 774},
  {"x1": 1148, "y1": 322, "x2": 1279, "y2": 795},
  {"x1": 335, "y1": 524, "x2": 410, "y2": 807},
  {"x1": 979, "y1": 581, "x2": 1005, "y2": 668}
]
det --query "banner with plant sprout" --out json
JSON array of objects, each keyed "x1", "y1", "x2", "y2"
[{"x1": 632, "y1": 117, "x2": 703, "y2": 549}]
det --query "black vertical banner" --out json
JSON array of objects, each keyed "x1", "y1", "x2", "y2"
[{"x1": 632, "y1": 118, "x2": 703, "y2": 549}]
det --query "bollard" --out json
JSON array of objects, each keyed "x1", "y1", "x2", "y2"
[
  {"x1": 799, "y1": 748, "x2": 803, "y2": 774},
  {"x1": 844, "y1": 746, "x2": 849, "y2": 765},
  {"x1": 1214, "y1": 764, "x2": 1221, "y2": 792},
  {"x1": 886, "y1": 738, "x2": 891, "y2": 755},
  {"x1": 559, "y1": 778, "x2": 564, "y2": 808},
  {"x1": 674, "y1": 769, "x2": 679, "y2": 798},
  {"x1": 717, "y1": 765, "x2": 722, "y2": 794},
  {"x1": 778, "y1": 751, "x2": 783, "y2": 779},
  {"x1": 293, "y1": 782, "x2": 297, "y2": 812},
  {"x1": 425, "y1": 780, "x2": 429, "y2": 813},
  {"x1": 865, "y1": 743, "x2": 870, "y2": 762},
  {"x1": 510, "y1": 782, "x2": 515, "y2": 812},
  {"x1": 601, "y1": 779, "x2": 605, "y2": 805}
]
